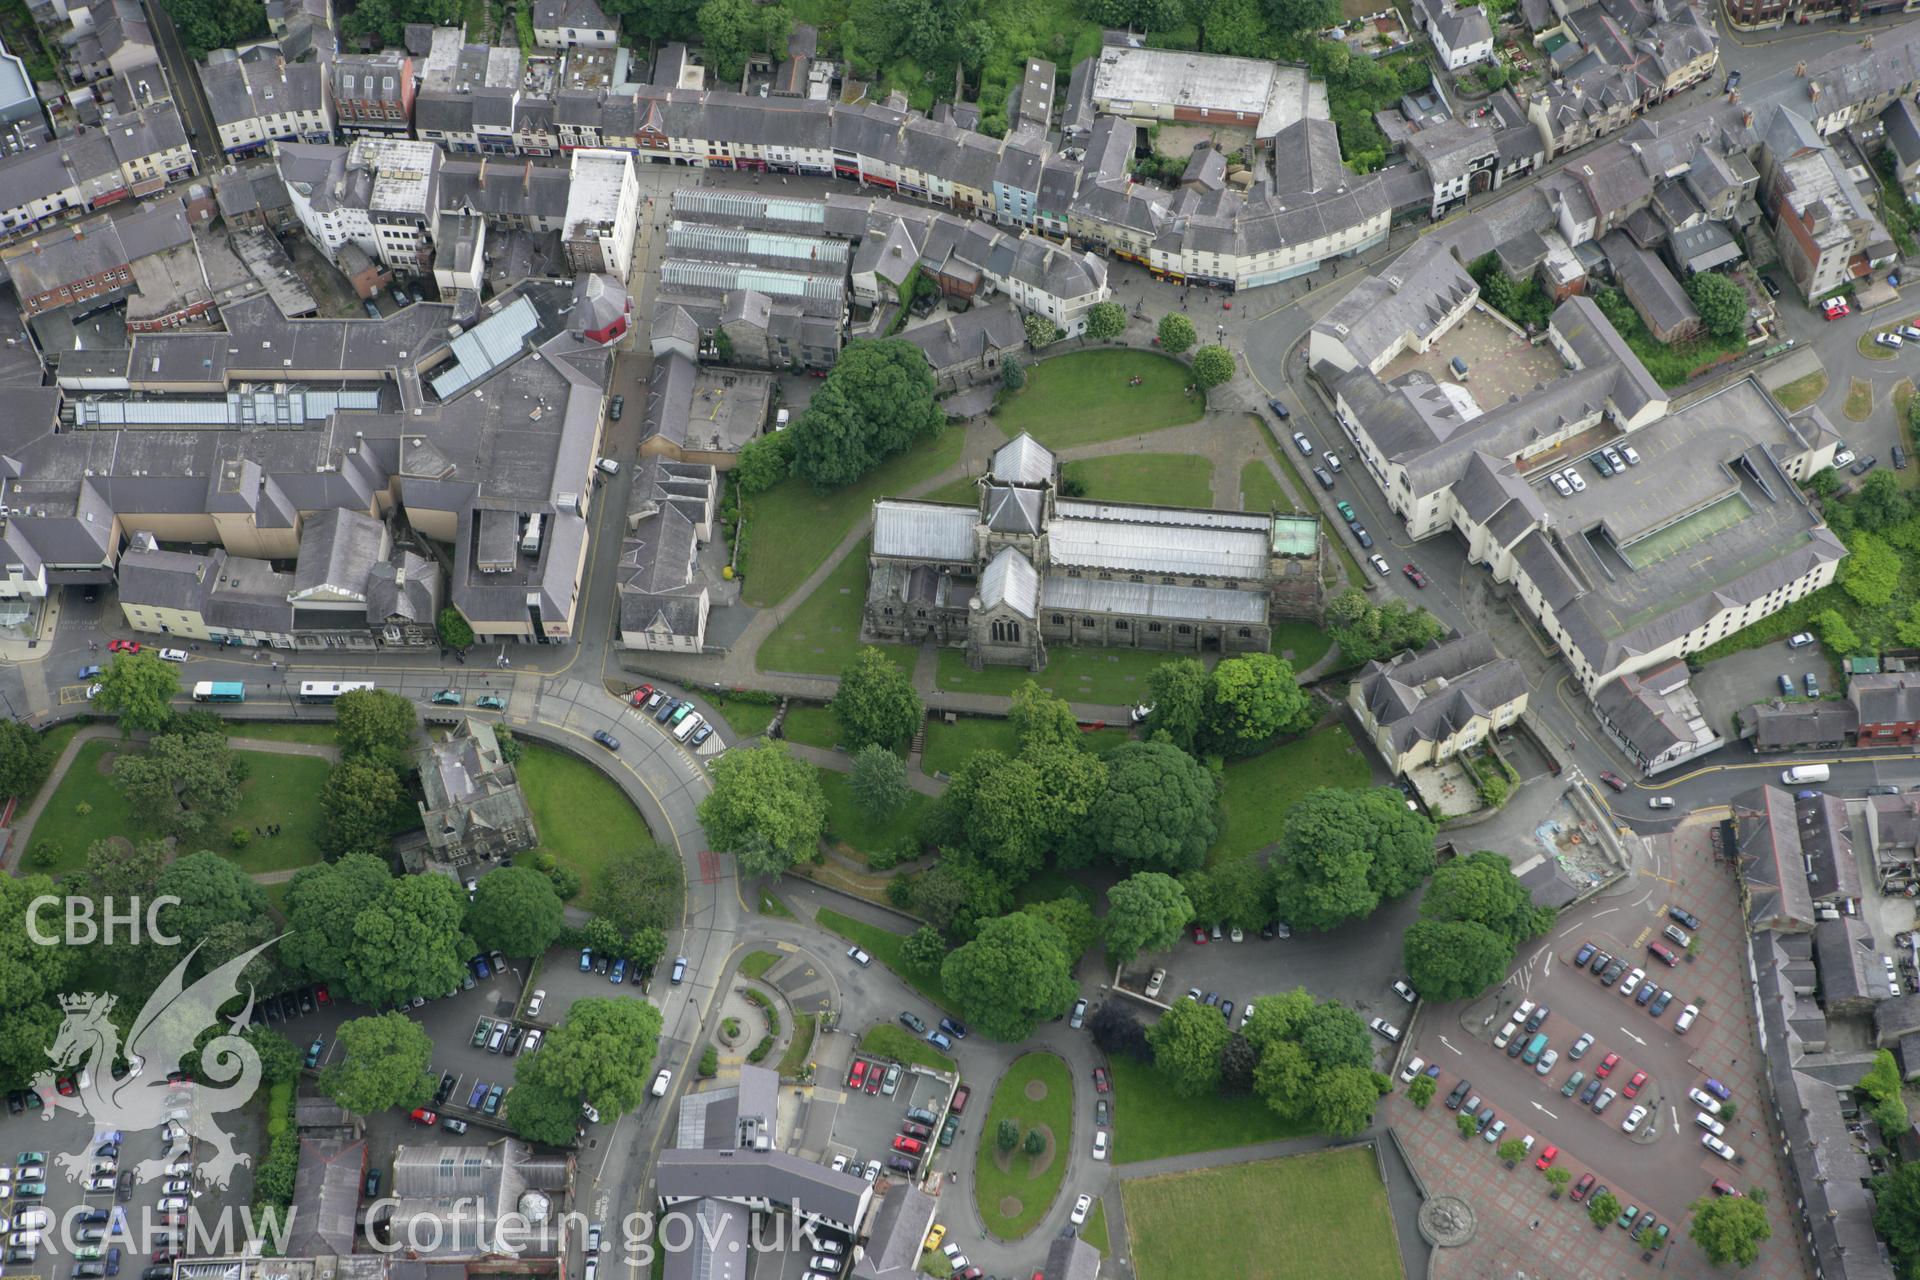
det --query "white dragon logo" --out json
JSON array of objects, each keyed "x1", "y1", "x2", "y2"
[{"x1": 33, "y1": 938, "x2": 276, "y2": 1190}]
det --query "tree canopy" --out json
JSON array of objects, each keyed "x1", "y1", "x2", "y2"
[
  {"x1": 511, "y1": 996, "x2": 665, "y2": 1144},
  {"x1": 0, "y1": 873, "x2": 75, "y2": 1090},
  {"x1": 699, "y1": 740, "x2": 828, "y2": 878},
  {"x1": 850, "y1": 743, "x2": 910, "y2": 817},
  {"x1": 1143, "y1": 658, "x2": 1209, "y2": 753},
  {"x1": 789, "y1": 339, "x2": 945, "y2": 489},
  {"x1": 1325, "y1": 589, "x2": 1448, "y2": 665},
  {"x1": 1402, "y1": 851, "x2": 1551, "y2": 1001},
  {"x1": 1082, "y1": 740, "x2": 1217, "y2": 871},
  {"x1": 591, "y1": 843, "x2": 684, "y2": 937},
  {"x1": 344, "y1": 875, "x2": 470, "y2": 1008},
  {"x1": 0, "y1": 721, "x2": 51, "y2": 803},
  {"x1": 1149, "y1": 995, "x2": 1233, "y2": 1096},
  {"x1": 1022, "y1": 896, "x2": 1098, "y2": 960},
  {"x1": 1875, "y1": 1161, "x2": 1920, "y2": 1276},
  {"x1": 940, "y1": 911, "x2": 1077, "y2": 1040},
  {"x1": 1202, "y1": 653, "x2": 1313, "y2": 756},
  {"x1": 319, "y1": 758, "x2": 404, "y2": 859},
  {"x1": 1157, "y1": 313, "x2": 1196, "y2": 354},
  {"x1": 1686, "y1": 271, "x2": 1748, "y2": 342},
  {"x1": 1190, "y1": 345, "x2": 1236, "y2": 389},
  {"x1": 1270, "y1": 787, "x2": 1435, "y2": 931},
  {"x1": 112, "y1": 731, "x2": 247, "y2": 839},
  {"x1": 1083, "y1": 301, "x2": 1127, "y2": 340},
  {"x1": 1103, "y1": 871, "x2": 1194, "y2": 963},
  {"x1": 280, "y1": 854, "x2": 394, "y2": 982},
  {"x1": 696, "y1": 0, "x2": 793, "y2": 82},
  {"x1": 1687, "y1": 1193, "x2": 1771, "y2": 1267},
  {"x1": 833, "y1": 648, "x2": 923, "y2": 751},
  {"x1": 93, "y1": 651, "x2": 180, "y2": 733},
  {"x1": 333, "y1": 689, "x2": 418, "y2": 766},
  {"x1": 1241, "y1": 988, "x2": 1385, "y2": 1136},
  {"x1": 156, "y1": 0, "x2": 268, "y2": 58},
  {"x1": 466, "y1": 866, "x2": 567, "y2": 960},
  {"x1": 319, "y1": 1013, "x2": 436, "y2": 1114}
]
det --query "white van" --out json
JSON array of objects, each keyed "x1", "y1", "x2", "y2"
[
  {"x1": 672, "y1": 712, "x2": 704, "y2": 743},
  {"x1": 1781, "y1": 764, "x2": 1830, "y2": 784}
]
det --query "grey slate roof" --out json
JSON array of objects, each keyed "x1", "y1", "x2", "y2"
[
  {"x1": 655, "y1": 1148, "x2": 870, "y2": 1229},
  {"x1": 990, "y1": 433, "x2": 1055, "y2": 485},
  {"x1": 1849, "y1": 673, "x2": 1920, "y2": 727},
  {"x1": 898, "y1": 302, "x2": 1024, "y2": 373},
  {"x1": 979, "y1": 546, "x2": 1038, "y2": 618},
  {"x1": 1733, "y1": 784, "x2": 1818, "y2": 932},
  {"x1": 1355, "y1": 633, "x2": 1530, "y2": 755},
  {"x1": 291, "y1": 507, "x2": 385, "y2": 598}
]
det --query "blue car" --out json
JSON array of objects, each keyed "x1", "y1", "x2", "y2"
[
  {"x1": 925, "y1": 1030, "x2": 953, "y2": 1052},
  {"x1": 468, "y1": 1081, "x2": 488, "y2": 1109},
  {"x1": 79, "y1": 665, "x2": 102, "y2": 679},
  {"x1": 579, "y1": 948, "x2": 592, "y2": 972},
  {"x1": 1778, "y1": 673, "x2": 1794, "y2": 696},
  {"x1": 938, "y1": 1017, "x2": 968, "y2": 1040},
  {"x1": 610, "y1": 958, "x2": 626, "y2": 984},
  {"x1": 654, "y1": 699, "x2": 682, "y2": 724},
  {"x1": 471, "y1": 955, "x2": 491, "y2": 979}
]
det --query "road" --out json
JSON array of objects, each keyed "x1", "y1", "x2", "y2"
[{"x1": 144, "y1": 0, "x2": 221, "y2": 172}]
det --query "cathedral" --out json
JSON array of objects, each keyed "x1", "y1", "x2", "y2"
[{"x1": 863, "y1": 434, "x2": 1326, "y2": 670}]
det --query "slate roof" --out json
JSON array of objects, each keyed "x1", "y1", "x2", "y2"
[
  {"x1": 872, "y1": 500, "x2": 975, "y2": 562},
  {"x1": 1850, "y1": 673, "x2": 1920, "y2": 727},
  {"x1": 991, "y1": 433, "x2": 1055, "y2": 486},
  {"x1": 979, "y1": 546, "x2": 1038, "y2": 619},
  {"x1": 1355, "y1": 633, "x2": 1530, "y2": 755},
  {"x1": 1732, "y1": 784, "x2": 1819, "y2": 932}
]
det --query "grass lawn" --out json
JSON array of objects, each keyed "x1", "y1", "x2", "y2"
[
  {"x1": 1772, "y1": 369, "x2": 1829, "y2": 412},
  {"x1": 860, "y1": 1023, "x2": 956, "y2": 1074},
  {"x1": 739, "y1": 951, "x2": 780, "y2": 979},
  {"x1": 778, "y1": 1011, "x2": 817, "y2": 1078},
  {"x1": 711, "y1": 698, "x2": 778, "y2": 738},
  {"x1": 1080, "y1": 1197, "x2": 1110, "y2": 1254},
  {"x1": 993, "y1": 349, "x2": 1202, "y2": 449},
  {"x1": 1270, "y1": 621, "x2": 1333, "y2": 669},
  {"x1": 935, "y1": 646, "x2": 1166, "y2": 706},
  {"x1": 781, "y1": 705, "x2": 843, "y2": 750},
  {"x1": 739, "y1": 428, "x2": 970, "y2": 608},
  {"x1": 974, "y1": 1053, "x2": 1074, "y2": 1239},
  {"x1": 920, "y1": 715, "x2": 1019, "y2": 775},
  {"x1": 921, "y1": 476, "x2": 982, "y2": 505},
  {"x1": 756, "y1": 539, "x2": 919, "y2": 677},
  {"x1": 516, "y1": 742, "x2": 660, "y2": 898},
  {"x1": 817, "y1": 907, "x2": 952, "y2": 1010},
  {"x1": 818, "y1": 768, "x2": 932, "y2": 863},
  {"x1": 1845, "y1": 377, "x2": 1875, "y2": 421},
  {"x1": 1061, "y1": 454, "x2": 1214, "y2": 507},
  {"x1": 1212, "y1": 725, "x2": 1368, "y2": 864},
  {"x1": 1122, "y1": 1148, "x2": 1399, "y2": 1280},
  {"x1": 758, "y1": 888, "x2": 795, "y2": 918},
  {"x1": 224, "y1": 722, "x2": 341, "y2": 747},
  {"x1": 1107, "y1": 1055, "x2": 1314, "y2": 1164},
  {"x1": 1239, "y1": 460, "x2": 1296, "y2": 513},
  {"x1": 23, "y1": 740, "x2": 330, "y2": 877},
  {"x1": 1858, "y1": 331, "x2": 1901, "y2": 360}
]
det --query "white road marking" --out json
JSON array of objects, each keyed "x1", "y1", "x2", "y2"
[
  {"x1": 1670, "y1": 1104, "x2": 1680, "y2": 1131},
  {"x1": 1618, "y1": 1028, "x2": 1647, "y2": 1046},
  {"x1": 1439, "y1": 1036, "x2": 1463, "y2": 1056},
  {"x1": 1555, "y1": 922, "x2": 1583, "y2": 939},
  {"x1": 1590, "y1": 906, "x2": 1619, "y2": 919},
  {"x1": 1543, "y1": 954, "x2": 1553, "y2": 979},
  {"x1": 1530, "y1": 1101, "x2": 1558, "y2": 1119}
]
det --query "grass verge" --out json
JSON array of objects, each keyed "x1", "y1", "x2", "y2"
[
  {"x1": 516, "y1": 742, "x2": 661, "y2": 897},
  {"x1": 859, "y1": 1023, "x2": 956, "y2": 1074},
  {"x1": 778, "y1": 1012, "x2": 818, "y2": 1079},
  {"x1": 739, "y1": 951, "x2": 780, "y2": 979},
  {"x1": 993, "y1": 349, "x2": 1202, "y2": 448},
  {"x1": 1845, "y1": 377, "x2": 1875, "y2": 422},
  {"x1": 757, "y1": 538, "x2": 919, "y2": 676},
  {"x1": 224, "y1": 722, "x2": 342, "y2": 747},
  {"x1": 817, "y1": 908, "x2": 951, "y2": 1010},
  {"x1": 1771, "y1": 369, "x2": 1829, "y2": 411},
  {"x1": 1239, "y1": 460, "x2": 1296, "y2": 513},
  {"x1": 1122, "y1": 1148, "x2": 1399, "y2": 1280},
  {"x1": 758, "y1": 888, "x2": 795, "y2": 918},
  {"x1": 711, "y1": 698, "x2": 779, "y2": 738},
  {"x1": 818, "y1": 768, "x2": 932, "y2": 864},
  {"x1": 974, "y1": 1053, "x2": 1074, "y2": 1239},
  {"x1": 935, "y1": 646, "x2": 1166, "y2": 706},
  {"x1": 1106, "y1": 1054, "x2": 1315, "y2": 1163},
  {"x1": 780, "y1": 705, "x2": 842, "y2": 750},
  {"x1": 1062, "y1": 453, "x2": 1214, "y2": 507},
  {"x1": 1211, "y1": 725, "x2": 1368, "y2": 863},
  {"x1": 1080, "y1": 1197, "x2": 1110, "y2": 1254}
]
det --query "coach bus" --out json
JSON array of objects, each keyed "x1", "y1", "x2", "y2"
[
  {"x1": 298, "y1": 680, "x2": 376, "y2": 704},
  {"x1": 191, "y1": 681, "x2": 247, "y2": 702}
]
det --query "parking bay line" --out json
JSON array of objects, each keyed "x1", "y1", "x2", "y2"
[{"x1": 1530, "y1": 1101, "x2": 1558, "y2": 1119}]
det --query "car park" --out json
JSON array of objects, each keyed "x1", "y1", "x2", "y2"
[
  {"x1": 1563, "y1": 468, "x2": 1587, "y2": 492},
  {"x1": 1445, "y1": 1080, "x2": 1471, "y2": 1110},
  {"x1": 1534, "y1": 1145, "x2": 1558, "y2": 1170},
  {"x1": 1534, "y1": 1049, "x2": 1559, "y2": 1076},
  {"x1": 1588, "y1": 949, "x2": 1612, "y2": 974},
  {"x1": 1676, "y1": 1004, "x2": 1699, "y2": 1032},
  {"x1": 1559, "y1": 1070, "x2": 1584, "y2": 1097},
  {"x1": 1579, "y1": 1077, "x2": 1603, "y2": 1106},
  {"x1": 1618, "y1": 968, "x2": 1645, "y2": 998},
  {"x1": 1550, "y1": 472, "x2": 1573, "y2": 497},
  {"x1": 1703, "y1": 1134, "x2": 1736, "y2": 1160},
  {"x1": 1482, "y1": 1119, "x2": 1507, "y2": 1144},
  {"x1": 1648, "y1": 989, "x2": 1673, "y2": 1016},
  {"x1": 1591, "y1": 1087, "x2": 1617, "y2": 1114},
  {"x1": 1473, "y1": 1106, "x2": 1495, "y2": 1133},
  {"x1": 1600, "y1": 959, "x2": 1626, "y2": 986},
  {"x1": 1571, "y1": 1173, "x2": 1596, "y2": 1202},
  {"x1": 1695, "y1": 1111, "x2": 1726, "y2": 1136}
]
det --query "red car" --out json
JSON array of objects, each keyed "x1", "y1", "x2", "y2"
[
  {"x1": 1093, "y1": 1066, "x2": 1110, "y2": 1093},
  {"x1": 848, "y1": 1060, "x2": 867, "y2": 1089},
  {"x1": 1598, "y1": 771, "x2": 1628, "y2": 792},
  {"x1": 1595, "y1": 1052, "x2": 1620, "y2": 1078},
  {"x1": 1622, "y1": 1070, "x2": 1648, "y2": 1099},
  {"x1": 315, "y1": 985, "x2": 330, "y2": 1006},
  {"x1": 108, "y1": 639, "x2": 139, "y2": 653},
  {"x1": 1534, "y1": 1145, "x2": 1558, "y2": 1170},
  {"x1": 1402, "y1": 564, "x2": 1428, "y2": 588},
  {"x1": 1191, "y1": 925, "x2": 1209, "y2": 944},
  {"x1": 891, "y1": 1135, "x2": 923, "y2": 1154},
  {"x1": 1570, "y1": 1173, "x2": 1596, "y2": 1203},
  {"x1": 866, "y1": 1067, "x2": 882, "y2": 1095},
  {"x1": 409, "y1": 1108, "x2": 438, "y2": 1126},
  {"x1": 950, "y1": 1085, "x2": 970, "y2": 1114},
  {"x1": 1822, "y1": 298, "x2": 1851, "y2": 320},
  {"x1": 55, "y1": 1075, "x2": 75, "y2": 1096},
  {"x1": 629, "y1": 684, "x2": 654, "y2": 707}
]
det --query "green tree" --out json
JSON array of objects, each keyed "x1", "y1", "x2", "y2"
[
  {"x1": 0, "y1": 873, "x2": 74, "y2": 1089},
  {"x1": 1202, "y1": 653, "x2": 1313, "y2": 756},
  {"x1": 1403, "y1": 918, "x2": 1513, "y2": 1001},
  {"x1": 1854, "y1": 467, "x2": 1912, "y2": 532},
  {"x1": 940, "y1": 911, "x2": 1077, "y2": 1040},
  {"x1": 466, "y1": 865, "x2": 566, "y2": 959},
  {"x1": 1263, "y1": 0, "x2": 1340, "y2": 37},
  {"x1": 245, "y1": 1025, "x2": 302, "y2": 1086},
  {"x1": 333, "y1": 689, "x2": 418, "y2": 765},
  {"x1": 1422, "y1": 850, "x2": 1550, "y2": 947},
  {"x1": 1271, "y1": 787, "x2": 1436, "y2": 931},
  {"x1": 154, "y1": 851, "x2": 270, "y2": 951},
  {"x1": 341, "y1": 0, "x2": 458, "y2": 45},
  {"x1": 1023, "y1": 740, "x2": 1108, "y2": 849},
  {"x1": 901, "y1": 924, "x2": 947, "y2": 977},
  {"x1": 318, "y1": 1012, "x2": 436, "y2": 1114},
  {"x1": 318, "y1": 759, "x2": 404, "y2": 859},
  {"x1": 1008, "y1": 681, "x2": 1080, "y2": 751},
  {"x1": 111, "y1": 731, "x2": 247, "y2": 838},
  {"x1": 698, "y1": 740, "x2": 829, "y2": 878},
  {"x1": 696, "y1": 0, "x2": 793, "y2": 82},
  {"x1": 1315, "y1": 1066, "x2": 1387, "y2": 1137},
  {"x1": 997, "y1": 1118, "x2": 1019, "y2": 1150},
  {"x1": 1857, "y1": 1047, "x2": 1910, "y2": 1134},
  {"x1": 1815, "y1": 607, "x2": 1860, "y2": 656},
  {"x1": 1841, "y1": 531, "x2": 1901, "y2": 608},
  {"x1": 93, "y1": 651, "x2": 181, "y2": 733},
  {"x1": 1408, "y1": 1075, "x2": 1436, "y2": 1108},
  {"x1": 592, "y1": 843, "x2": 684, "y2": 936},
  {"x1": 84, "y1": 836, "x2": 169, "y2": 901},
  {"x1": 1001, "y1": 356, "x2": 1026, "y2": 390},
  {"x1": 1158, "y1": 312, "x2": 1196, "y2": 354},
  {"x1": 1325, "y1": 589, "x2": 1448, "y2": 665},
  {"x1": 504, "y1": 1080, "x2": 586, "y2": 1147},
  {"x1": 280, "y1": 854, "x2": 393, "y2": 982},
  {"x1": 1687, "y1": 1193, "x2": 1771, "y2": 1266},
  {"x1": 906, "y1": 857, "x2": 1013, "y2": 939},
  {"x1": 1589, "y1": 1190, "x2": 1622, "y2": 1229},
  {"x1": 1190, "y1": 345, "x2": 1236, "y2": 389},
  {"x1": 734, "y1": 430, "x2": 795, "y2": 494},
  {"x1": 1103, "y1": 871, "x2": 1194, "y2": 963},
  {"x1": 1544, "y1": 1165, "x2": 1572, "y2": 1197},
  {"x1": 514, "y1": 997, "x2": 664, "y2": 1113},
  {"x1": 833, "y1": 647, "x2": 923, "y2": 751},
  {"x1": 1686, "y1": 272, "x2": 1748, "y2": 342},
  {"x1": 1456, "y1": 1112, "x2": 1478, "y2": 1139},
  {"x1": 1873, "y1": 1161, "x2": 1920, "y2": 1273},
  {"x1": 344, "y1": 875, "x2": 469, "y2": 1008},
  {"x1": 1149, "y1": 996, "x2": 1232, "y2": 1096},
  {"x1": 1023, "y1": 312, "x2": 1059, "y2": 347},
  {"x1": 1497, "y1": 1137, "x2": 1528, "y2": 1166},
  {"x1": 1022, "y1": 896, "x2": 1099, "y2": 960},
  {"x1": 849, "y1": 743, "x2": 909, "y2": 817},
  {"x1": 1209, "y1": 857, "x2": 1274, "y2": 933},
  {"x1": 1144, "y1": 657, "x2": 1209, "y2": 753},
  {"x1": 789, "y1": 338, "x2": 945, "y2": 489},
  {"x1": 436, "y1": 607, "x2": 474, "y2": 650},
  {"x1": 156, "y1": 0, "x2": 269, "y2": 58},
  {"x1": 1806, "y1": 467, "x2": 1841, "y2": 498},
  {"x1": 1083, "y1": 741, "x2": 1217, "y2": 871},
  {"x1": 1023, "y1": 1128, "x2": 1046, "y2": 1156},
  {"x1": 0, "y1": 721, "x2": 50, "y2": 802},
  {"x1": 1083, "y1": 301, "x2": 1126, "y2": 340},
  {"x1": 1219, "y1": 1032, "x2": 1258, "y2": 1096}
]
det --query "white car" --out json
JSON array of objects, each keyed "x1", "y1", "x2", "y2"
[
  {"x1": 526, "y1": 989, "x2": 545, "y2": 1018},
  {"x1": 862, "y1": 1160, "x2": 880, "y2": 1183},
  {"x1": 846, "y1": 946, "x2": 872, "y2": 967},
  {"x1": 1564, "y1": 468, "x2": 1587, "y2": 492},
  {"x1": 1368, "y1": 1017, "x2": 1402, "y2": 1042},
  {"x1": 1550, "y1": 472, "x2": 1572, "y2": 497},
  {"x1": 1689, "y1": 1088, "x2": 1723, "y2": 1115},
  {"x1": 1493, "y1": 1021, "x2": 1518, "y2": 1050},
  {"x1": 1620, "y1": 445, "x2": 1641, "y2": 466},
  {"x1": 1702, "y1": 1134, "x2": 1736, "y2": 1160},
  {"x1": 1621, "y1": 1104, "x2": 1648, "y2": 1133},
  {"x1": 1070, "y1": 1194, "x2": 1092, "y2": 1226},
  {"x1": 1695, "y1": 1111, "x2": 1726, "y2": 1136},
  {"x1": 1239, "y1": 1003, "x2": 1252, "y2": 1030},
  {"x1": 1229, "y1": 926, "x2": 1244, "y2": 943},
  {"x1": 1514, "y1": 999, "x2": 1536, "y2": 1023},
  {"x1": 1391, "y1": 979, "x2": 1417, "y2": 1003},
  {"x1": 1676, "y1": 1004, "x2": 1699, "y2": 1033},
  {"x1": 1834, "y1": 448, "x2": 1857, "y2": 468},
  {"x1": 1092, "y1": 1131, "x2": 1109, "y2": 1161},
  {"x1": 1367, "y1": 553, "x2": 1391, "y2": 576},
  {"x1": 582, "y1": 1103, "x2": 600, "y2": 1123},
  {"x1": 1399, "y1": 1056, "x2": 1427, "y2": 1084},
  {"x1": 1877, "y1": 332, "x2": 1904, "y2": 349},
  {"x1": 651, "y1": 1069, "x2": 672, "y2": 1098},
  {"x1": 1618, "y1": 968, "x2": 1646, "y2": 998},
  {"x1": 1144, "y1": 968, "x2": 1165, "y2": 998},
  {"x1": 829, "y1": 1154, "x2": 849, "y2": 1173},
  {"x1": 157, "y1": 648, "x2": 189, "y2": 662},
  {"x1": 1291, "y1": 432, "x2": 1314, "y2": 456},
  {"x1": 13, "y1": 1210, "x2": 47, "y2": 1230}
]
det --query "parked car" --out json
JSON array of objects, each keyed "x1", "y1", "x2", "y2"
[
  {"x1": 1368, "y1": 1017, "x2": 1402, "y2": 1042},
  {"x1": 1267, "y1": 398, "x2": 1291, "y2": 420},
  {"x1": 1312, "y1": 466, "x2": 1334, "y2": 489}
]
